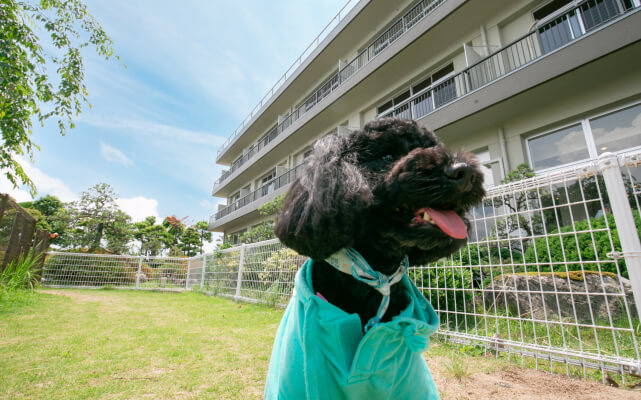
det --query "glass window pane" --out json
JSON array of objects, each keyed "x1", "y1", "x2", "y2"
[
  {"x1": 432, "y1": 63, "x2": 454, "y2": 83},
  {"x1": 533, "y1": 0, "x2": 573, "y2": 20},
  {"x1": 528, "y1": 124, "x2": 590, "y2": 170},
  {"x1": 393, "y1": 90, "x2": 411, "y2": 105},
  {"x1": 591, "y1": 104, "x2": 641, "y2": 155},
  {"x1": 580, "y1": 0, "x2": 620, "y2": 31},
  {"x1": 377, "y1": 99, "x2": 393, "y2": 115},
  {"x1": 412, "y1": 77, "x2": 431, "y2": 94}
]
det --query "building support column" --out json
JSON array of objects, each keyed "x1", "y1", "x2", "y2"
[{"x1": 498, "y1": 125, "x2": 510, "y2": 172}]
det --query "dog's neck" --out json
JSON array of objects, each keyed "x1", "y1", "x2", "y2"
[
  {"x1": 311, "y1": 246, "x2": 411, "y2": 330},
  {"x1": 352, "y1": 238, "x2": 408, "y2": 275},
  {"x1": 324, "y1": 248, "x2": 407, "y2": 331}
]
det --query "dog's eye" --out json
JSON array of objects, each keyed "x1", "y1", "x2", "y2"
[{"x1": 383, "y1": 154, "x2": 393, "y2": 162}]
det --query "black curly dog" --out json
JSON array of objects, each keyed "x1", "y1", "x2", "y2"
[{"x1": 275, "y1": 118, "x2": 486, "y2": 328}]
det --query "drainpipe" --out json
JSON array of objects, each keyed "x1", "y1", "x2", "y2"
[{"x1": 498, "y1": 126, "x2": 510, "y2": 172}]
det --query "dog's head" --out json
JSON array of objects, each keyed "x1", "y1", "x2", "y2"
[{"x1": 276, "y1": 118, "x2": 486, "y2": 272}]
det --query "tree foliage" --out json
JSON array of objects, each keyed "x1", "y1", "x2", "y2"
[
  {"x1": 0, "y1": 0, "x2": 117, "y2": 194},
  {"x1": 179, "y1": 226, "x2": 200, "y2": 257},
  {"x1": 133, "y1": 216, "x2": 171, "y2": 257},
  {"x1": 194, "y1": 220, "x2": 212, "y2": 254},
  {"x1": 32, "y1": 194, "x2": 63, "y2": 218},
  {"x1": 163, "y1": 215, "x2": 186, "y2": 247},
  {"x1": 234, "y1": 194, "x2": 285, "y2": 245},
  {"x1": 19, "y1": 194, "x2": 63, "y2": 231},
  {"x1": 46, "y1": 183, "x2": 133, "y2": 253},
  {"x1": 22, "y1": 185, "x2": 214, "y2": 256}
]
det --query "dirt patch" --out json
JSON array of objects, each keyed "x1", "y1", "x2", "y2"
[
  {"x1": 427, "y1": 355, "x2": 641, "y2": 399},
  {"x1": 38, "y1": 290, "x2": 133, "y2": 313},
  {"x1": 40, "y1": 289, "x2": 119, "y2": 304}
]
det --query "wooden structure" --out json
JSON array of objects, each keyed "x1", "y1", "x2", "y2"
[{"x1": 0, "y1": 194, "x2": 50, "y2": 272}]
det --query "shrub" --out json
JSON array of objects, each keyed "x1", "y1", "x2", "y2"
[
  {"x1": 0, "y1": 247, "x2": 44, "y2": 298},
  {"x1": 523, "y1": 211, "x2": 640, "y2": 278},
  {"x1": 459, "y1": 243, "x2": 524, "y2": 267},
  {"x1": 409, "y1": 261, "x2": 473, "y2": 328}
]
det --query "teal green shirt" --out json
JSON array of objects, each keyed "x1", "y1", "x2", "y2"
[{"x1": 264, "y1": 258, "x2": 440, "y2": 400}]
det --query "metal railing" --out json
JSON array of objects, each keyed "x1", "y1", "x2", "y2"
[
  {"x1": 379, "y1": 0, "x2": 639, "y2": 121},
  {"x1": 216, "y1": 0, "x2": 359, "y2": 159},
  {"x1": 213, "y1": 0, "x2": 448, "y2": 191},
  {"x1": 43, "y1": 148, "x2": 641, "y2": 383},
  {"x1": 214, "y1": 163, "x2": 305, "y2": 221}
]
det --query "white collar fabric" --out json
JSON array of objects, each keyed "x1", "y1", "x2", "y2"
[{"x1": 325, "y1": 248, "x2": 408, "y2": 332}]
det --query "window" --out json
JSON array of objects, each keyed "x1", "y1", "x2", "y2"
[
  {"x1": 590, "y1": 103, "x2": 641, "y2": 155},
  {"x1": 528, "y1": 124, "x2": 590, "y2": 170},
  {"x1": 472, "y1": 149, "x2": 503, "y2": 187},
  {"x1": 377, "y1": 100, "x2": 394, "y2": 115},
  {"x1": 261, "y1": 170, "x2": 276, "y2": 185},
  {"x1": 535, "y1": 0, "x2": 631, "y2": 54},
  {"x1": 377, "y1": 63, "x2": 455, "y2": 119},
  {"x1": 533, "y1": 0, "x2": 573, "y2": 21},
  {"x1": 431, "y1": 63, "x2": 454, "y2": 83},
  {"x1": 261, "y1": 169, "x2": 277, "y2": 196},
  {"x1": 412, "y1": 77, "x2": 431, "y2": 94},
  {"x1": 527, "y1": 102, "x2": 641, "y2": 171},
  {"x1": 376, "y1": 90, "x2": 410, "y2": 116},
  {"x1": 227, "y1": 229, "x2": 246, "y2": 245},
  {"x1": 580, "y1": 0, "x2": 620, "y2": 31}
]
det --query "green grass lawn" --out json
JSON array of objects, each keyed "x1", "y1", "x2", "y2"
[
  {"x1": 2, "y1": 289, "x2": 638, "y2": 399},
  {"x1": 0, "y1": 289, "x2": 283, "y2": 399}
]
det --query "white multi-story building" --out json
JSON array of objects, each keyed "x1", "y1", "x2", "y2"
[{"x1": 209, "y1": 0, "x2": 641, "y2": 244}]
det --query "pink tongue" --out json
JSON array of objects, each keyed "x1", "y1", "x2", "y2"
[{"x1": 427, "y1": 209, "x2": 467, "y2": 239}]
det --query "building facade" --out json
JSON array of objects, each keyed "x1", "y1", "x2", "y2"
[{"x1": 208, "y1": 0, "x2": 641, "y2": 244}]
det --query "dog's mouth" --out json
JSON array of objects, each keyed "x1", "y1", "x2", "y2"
[{"x1": 410, "y1": 208, "x2": 467, "y2": 239}]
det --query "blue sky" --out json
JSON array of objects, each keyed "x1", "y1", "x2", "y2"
[{"x1": 1, "y1": 0, "x2": 350, "y2": 229}]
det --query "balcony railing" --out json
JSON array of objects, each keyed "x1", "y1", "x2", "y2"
[
  {"x1": 379, "y1": 0, "x2": 638, "y2": 121},
  {"x1": 213, "y1": 0, "x2": 448, "y2": 187},
  {"x1": 215, "y1": 0, "x2": 359, "y2": 159},
  {"x1": 213, "y1": 163, "x2": 305, "y2": 222}
]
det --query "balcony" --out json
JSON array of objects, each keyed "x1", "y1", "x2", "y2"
[
  {"x1": 379, "y1": 0, "x2": 640, "y2": 122},
  {"x1": 212, "y1": 163, "x2": 306, "y2": 225},
  {"x1": 212, "y1": 0, "x2": 449, "y2": 193}
]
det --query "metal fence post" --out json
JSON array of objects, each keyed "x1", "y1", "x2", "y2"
[
  {"x1": 135, "y1": 256, "x2": 143, "y2": 289},
  {"x1": 235, "y1": 243, "x2": 246, "y2": 301},
  {"x1": 599, "y1": 152, "x2": 641, "y2": 318},
  {"x1": 200, "y1": 254, "x2": 207, "y2": 289},
  {"x1": 186, "y1": 258, "x2": 192, "y2": 291}
]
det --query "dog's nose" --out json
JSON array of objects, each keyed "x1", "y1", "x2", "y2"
[{"x1": 445, "y1": 162, "x2": 475, "y2": 191}]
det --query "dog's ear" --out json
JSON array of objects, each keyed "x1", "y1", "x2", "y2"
[{"x1": 275, "y1": 134, "x2": 372, "y2": 260}]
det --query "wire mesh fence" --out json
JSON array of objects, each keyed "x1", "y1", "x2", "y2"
[
  {"x1": 410, "y1": 151, "x2": 641, "y2": 384},
  {"x1": 40, "y1": 150, "x2": 641, "y2": 383},
  {"x1": 42, "y1": 252, "x2": 189, "y2": 291}
]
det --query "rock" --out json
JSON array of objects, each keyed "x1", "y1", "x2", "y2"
[{"x1": 485, "y1": 271, "x2": 636, "y2": 323}]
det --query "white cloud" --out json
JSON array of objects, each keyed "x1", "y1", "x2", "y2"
[
  {"x1": 0, "y1": 157, "x2": 78, "y2": 203},
  {"x1": 116, "y1": 196, "x2": 159, "y2": 222},
  {"x1": 0, "y1": 180, "x2": 32, "y2": 203},
  {"x1": 100, "y1": 142, "x2": 134, "y2": 167},
  {"x1": 86, "y1": 116, "x2": 225, "y2": 148}
]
